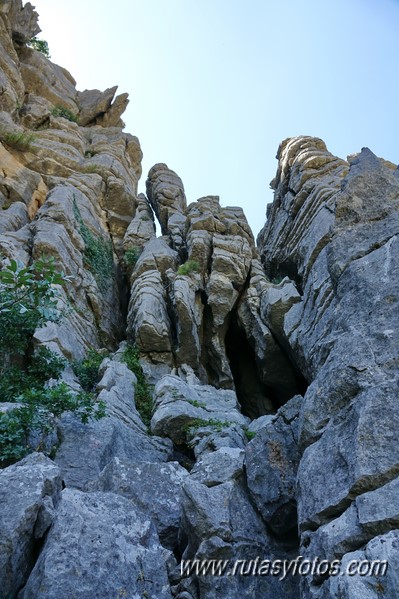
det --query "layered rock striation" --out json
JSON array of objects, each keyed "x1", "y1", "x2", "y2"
[{"x1": 0, "y1": 2, "x2": 398, "y2": 599}]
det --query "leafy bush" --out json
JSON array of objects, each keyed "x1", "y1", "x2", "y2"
[
  {"x1": 73, "y1": 349, "x2": 108, "y2": 392},
  {"x1": 50, "y1": 105, "x2": 77, "y2": 122},
  {"x1": 28, "y1": 37, "x2": 50, "y2": 57},
  {"x1": 121, "y1": 345, "x2": 153, "y2": 428},
  {"x1": 0, "y1": 257, "x2": 105, "y2": 467},
  {"x1": 72, "y1": 197, "x2": 114, "y2": 293},
  {"x1": 0, "y1": 384, "x2": 105, "y2": 467},
  {"x1": 1, "y1": 131, "x2": 36, "y2": 151},
  {"x1": 177, "y1": 260, "x2": 200, "y2": 276},
  {"x1": 0, "y1": 346, "x2": 65, "y2": 402},
  {"x1": 0, "y1": 257, "x2": 64, "y2": 365}
]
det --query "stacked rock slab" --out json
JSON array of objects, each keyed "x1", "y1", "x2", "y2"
[
  {"x1": 129, "y1": 164, "x2": 301, "y2": 415},
  {"x1": 0, "y1": 0, "x2": 143, "y2": 358}
]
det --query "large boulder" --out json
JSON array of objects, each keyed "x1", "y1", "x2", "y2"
[
  {"x1": 0, "y1": 453, "x2": 62, "y2": 598},
  {"x1": 20, "y1": 488, "x2": 172, "y2": 599}
]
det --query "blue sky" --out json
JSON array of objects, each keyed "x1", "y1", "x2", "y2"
[{"x1": 32, "y1": 0, "x2": 399, "y2": 236}]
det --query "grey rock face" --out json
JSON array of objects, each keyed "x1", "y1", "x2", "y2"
[
  {"x1": 4, "y1": 0, "x2": 40, "y2": 43},
  {"x1": 20, "y1": 489, "x2": 172, "y2": 599},
  {"x1": 55, "y1": 359, "x2": 173, "y2": 489},
  {"x1": 259, "y1": 136, "x2": 399, "y2": 597},
  {"x1": 246, "y1": 396, "x2": 301, "y2": 535},
  {"x1": 88, "y1": 457, "x2": 189, "y2": 549},
  {"x1": 1, "y1": 1, "x2": 398, "y2": 594},
  {"x1": 178, "y1": 469, "x2": 299, "y2": 598},
  {"x1": 77, "y1": 85, "x2": 128, "y2": 127},
  {"x1": 0, "y1": 453, "x2": 62, "y2": 598},
  {"x1": 146, "y1": 163, "x2": 187, "y2": 240},
  {"x1": 150, "y1": 374, "x2": 249, "y2": 446}
]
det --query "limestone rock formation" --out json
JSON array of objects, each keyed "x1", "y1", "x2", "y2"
[
  {"x1": 0, "y1": 2, "x2": 398, "y2": 599},
  {"x1": 258, "y1": 136, "x2": 399, "y2": 597}
]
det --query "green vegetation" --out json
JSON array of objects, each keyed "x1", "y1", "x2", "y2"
[
  {"x1": 1, "y1": 131, "x2": 36, "y2": 151},
  {"x1": 0, "y1": 346, "x2": 65, "y2": 402},
  {"x1": 270, "y1": 274, "x2": 286, "y2": 285},
  {"x1": 72, "y1": 197, "x2": 114, "y2": 293},
  {"x1": 177, "y1": 260, "x2": 200, "y2": 276},
  {"x1": 0, "y1": 258, "x2": 105, "y2": 467},
  {"x1": 72, "y1": 349, "x2": 108, "y2": 392},
  {"x1": 184, "y1": 418, "x2": 233, "y2": 434},
  {"x1": 124, "y1": 247, "x2": 141, "y2": 267},
  {"x1": 187, "y1": 399, "x2": 206, "y2": 408},
  {"x1": 121, "y1": 345, "x2": 153, "y2": 429},
  {"x1": 50, "y1": 105, "x2": 78, "y2": 122},
  {"x1": 28, "y1": 37, "x2": 50, "y2": 57},
  {"x1": 244, "y1": 429, "x2": 256, "y2": 441}
]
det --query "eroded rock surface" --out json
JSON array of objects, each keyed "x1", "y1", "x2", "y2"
[
  {"x1": 0, "y1": 2, "x2": 398, "y2": 598},
  {"x1": 258, "y1": 136, "x2": 399, "y2": 597}
]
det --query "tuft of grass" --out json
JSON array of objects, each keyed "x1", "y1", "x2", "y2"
[
  {"x1": 187, "y1": 399, "x2": 206, "y2": 408},
  {"x1": 184, "y1": 418, "x2": 233, "y2": 434},
  {"x1": 1, "y1": 131, "x2": 36, "y2": 151},
  {"x1": 72, "y1": 196, "x2": 114, "y2": 293},
  {"x1": 244, "y1": 429, "x2": 256, "y2": 441},
  {"x1": 121, "y1": 345, "x2": 153, "y2": 429},
  {"x1": 51, "y1": 105, "x2": 78, "y2": 122},
  {"x1": 177, "y1": 260, "x2": 200, "y2": 276}
]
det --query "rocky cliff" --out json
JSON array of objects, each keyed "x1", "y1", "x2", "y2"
[{"x1": 0, "y1": 2, "x2": 398, "y2": 599}]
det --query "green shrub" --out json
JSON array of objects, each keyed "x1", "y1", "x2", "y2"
[
  {"x1": 0, "y1": 346, "x2": 65, "y2": 402},
  {"x1": 0, "y1": 257, "x2": 64, "y2": 365},
  {"x1": 0, "y1": 384, "x2": 105, "y2": 467},
  {"x1": 28, "y1": 37, "x2": 50, "y2": 57},
  {"x1": 244, "y1": 429, "x2": 256, "y2": 441},
  {"x1": 124, "y1": 247, "x2": 141, "y2": 267},
  {"x1": 177, "y1": 260, "x2": 200, "y2": 276},
  {"x1": 51, "y1": 105, "x2": 77, "y2": 123},
  {"x1": 73, "y1": 349, "x2": 108, "y2": 392},
  {"x1": 0, "y1": 257, "x2": 106, "y2": 467},
  {"x1": 121, "y1": 345, "x2": 153, "y2": 429},
  {"x1": 72, "y1": 197, "x2": 114, "y2": 293},
  {"x1": 1, "y1": 131, "x2": 36, "y2": 151}
]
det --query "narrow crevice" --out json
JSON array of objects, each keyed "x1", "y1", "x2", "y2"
[
  {"x1": 172, "y1": 442, "x2": 196, "y2": 472},
  {"x1": 16, "y1": 526, "x2": 50, "y2": 597},
  {"x1": 225, "y1": 312, "x2": 276, "y2": 418},
  {"x1": 199, "y1": 297, "x2": 221, "y2": 388}
]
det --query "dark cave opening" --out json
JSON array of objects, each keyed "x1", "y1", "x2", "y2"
[
  {"x1": 225, "y1": 314, "x2": 279, "y2": 419},
  {"x1": 225, "y1": 312, "x2": 308, "y2": 419},
  {"x1": 265, "y1": 258, "x2": 304, "y2": 296}
]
